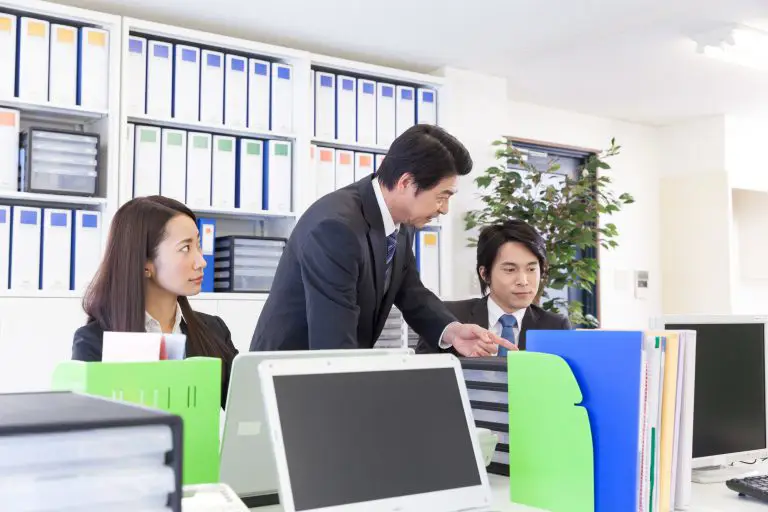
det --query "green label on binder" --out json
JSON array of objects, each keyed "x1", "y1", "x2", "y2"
[
  {"x1": 193, "y1": 135, "x2": 209, "y2": 149},
  {"x1": 247, "y1": 142, "x2": 261, "y2": 156},
  {"x1": 218, "y1": 138, "x2": 233, "y2": 152},
  {"x1": 168, "y1": 132, "x2": 183, "y2": 146},
  {"x1": 140, "y1": 128, "x2": 157, "y2": 143},
  {"x1": 274, "y1": 143, "x2": 289, "y2": 156}
]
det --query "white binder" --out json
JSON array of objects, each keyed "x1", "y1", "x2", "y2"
[
  {"x1": 336, "y1": 75, "x2": 356, "y2": 142},
  {"x1": 237, "y1": 138, "x2": 263, "y2": 211},
  {"x1": 271, "y1": 64, "x2": 293, "y2": 133},
  {"x1": 376, "y1": 83, "x2": 396, "y2": 147},
  {"x1": 48, "y1": 24, "x2": 77, "y2": 106},
  {"x1": 375, "y1": 153, "x2": 386, "y2": 171},
  {"x1": 316, "y1": 147, "x2": 335, "y2": 198},
  {"x1": 314, "y1": 71, "x2": 335, "y2": 139},
  {"x1": 248, "y1": 59, "x2": 270, "y2": 131},
  {"x1": 186, "y1": 132, "x2": 212, "y2": 208},
  {"x1": 160, "y1": 129, "x2": 187, "y2": 202},
  {"x1": 126, "y1": 36, "x2": 147, "y2": 115},
  {"x1": 396, "y1": 86, "x2": 416, "y2": 136},
  {"x1": 266, "y1": 141, "x2": 292, "y2": 212},
  {"x1": 0, "y1": 108, "x2": 19, "y2": 191},
  {"x1": 9, "y1": 206, "x2": 41, "y2": 291},
  {"x1": 72, "y1": 210, "x2": 101, "y2": 291},
  {"x1": 0, "y1": 14, "x2": 16, "y2": 99},
  {"x1": 41, "y1": 208, "x2": 72, "y2": 291},
  {"x1": 78, "y1": 27, "x2": 109, "y2": 111},
  {"x1": 146, "y1": 41, "x2": 172, "y2": 119},
  {"x1": 225, "y1": 55, "x2": 247, "y2": 128},
  {"x1": 357, "y1": 79, "x2": 376, "y2": 145},
  {"x1": 200, "y1": 50, "x2": 224, "y2": 125},
  {"x1": 354, "y1": 152, "x2": 374, "y2": 181},
  {"x1": 211, "y1": 135, "x2": 236, "y2": 208},
  {"x1": 17, "y1": 18, "x2": 50, "y2": 103},
  {"x1": 173, "y1": 45, "x2": 200, "y2": 122},
  {"x1": 133, "y1": 126, "x2": 161, "y2": 197},
  {"x1": 335, "y1": 150, "x2": 354, "y2": 189},
  {"x1": 417, "y1": 230, "x2": 440, "y2": 295},
  {"x1": 126, "y1": 123, "x2": 135, "y2": 197},
  {"x1": 0, "y1": 205, "x2": 9, "y2": 290},
  {"x1": 417, "y1": 88, "x2": 437, "y2": 125}
]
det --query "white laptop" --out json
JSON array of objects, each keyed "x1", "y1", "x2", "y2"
[
  {"x1": 219, "y1": 348, "x2": 412, "y2": 506},
  {"x1": 258, "y1": 353, "x2": 494, "y2": 512}
]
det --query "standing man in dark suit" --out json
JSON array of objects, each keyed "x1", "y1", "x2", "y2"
[
  {"x1": 416, "y1": 220, "x2": 572, "y2": 355},
  {"x1": 250, "y1": 125, "x2": 513, "y2": 356}
]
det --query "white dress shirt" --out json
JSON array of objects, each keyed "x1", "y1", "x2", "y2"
[
  {"x1": 487, "y1": 295, "x2": 527, "y2": 346},
  {"x1": 145, "y1": 306, "x2": 184, "y2": 334},
  {"x1": 372, "y1": 177, "x2": 399, "y2": 237}
]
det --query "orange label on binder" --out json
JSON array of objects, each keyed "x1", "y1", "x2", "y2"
[
  {"x1": 88, "y1": 30, "x2": 106, "y2": 47},
  {"x1": 339, "y1": 152, "x2": 352, "y2": 165},
  {"x1": 0, "y1": 111, "x2": 16, "y2": 127},
  {"x1": 27, "y1": 21, "x2": 46, "y2": 38},
  {"x1": 359, "y1": 155, "x2": 372, "y2": 167},
  {"x1": 320, "y1": 149, "x2": 333, "y2": 163},
  {"x1": 424, "y1": 233, "x2": 438, "y2": 246},
  {"x1": 0, "y1": 17, "x2": 12, "y2": 32},
  {"x1": 57, "y1": 27, "x2": 75, "y2": 44}
]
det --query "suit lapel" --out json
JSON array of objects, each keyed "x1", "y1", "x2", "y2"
[
  {"x1": 471, "y1": 296, "x2": 490, "y2": 329},
  {"x1": 519, "y1": 307, "x2": 539, "y2": 350},
  {"x1": 360, "y1": 179, "x2": 387, "y2": 304}
]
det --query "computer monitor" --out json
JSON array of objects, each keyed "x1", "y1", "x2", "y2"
[{"x1": 656, "y1": 315, "x2": 768, "y2": 478}]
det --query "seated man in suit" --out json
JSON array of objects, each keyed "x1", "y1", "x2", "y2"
[{"x1": 417, "y1": 220, "x2": 571, "y2": 355}]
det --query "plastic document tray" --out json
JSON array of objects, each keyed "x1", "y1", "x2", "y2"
[{"x1": 213, "y1": 236, "x2": 286, "y2": 293}]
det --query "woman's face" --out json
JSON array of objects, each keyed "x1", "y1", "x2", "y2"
[{"x1": 147, "y1": 215, "x2": 206, "y2": 296}]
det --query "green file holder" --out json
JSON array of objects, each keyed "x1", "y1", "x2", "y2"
[
  {"x1": 506, "y1": 351, "x2": 594, "y2": 512},
  {"x1": 51, "y1": 357, "x2": 221, "y2": 485}
]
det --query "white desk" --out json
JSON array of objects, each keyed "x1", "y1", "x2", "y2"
[{"x1": 249, "y1": 475, "x2": 767, "y2": 511}]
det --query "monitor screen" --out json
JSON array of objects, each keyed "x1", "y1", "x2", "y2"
[
  {"x1": 666, "y1": 322, "x2": 767, "y2": 459},
  {"x1": 272, "y1": 367, "x2": 481, "y2": 511}
]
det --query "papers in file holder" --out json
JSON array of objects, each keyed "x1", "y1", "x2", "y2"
[
  {"x1": 214, "y1": 236, "x2": 286, "y2": 293},
  {"x1": 20, "y1": 129, "x2": 99, "y2": 196},
  {"x1": 0, "y1": 13, "x2": 16, "y2": 99}
]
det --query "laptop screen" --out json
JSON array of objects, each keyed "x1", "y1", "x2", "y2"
[{"x1": 273, "y1": 367, "x2": 482, "y2": 511}]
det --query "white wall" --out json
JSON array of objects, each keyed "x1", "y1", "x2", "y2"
[{"x1": 731, "y1": 189, "x2": 768, "y2": 314}]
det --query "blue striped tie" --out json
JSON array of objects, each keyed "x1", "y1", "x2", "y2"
[
  {"x1": 384, "y1": 231, "x2": 398, "y2": 290},
  {"x1": 498, "y1": 314, "x2": 517, "y2": 357}
]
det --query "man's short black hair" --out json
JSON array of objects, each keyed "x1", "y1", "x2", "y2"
[
  {"x1": 376, "y1": 124, "x2": 472, "y2": 192},
  {"x1": 476, "y1": 220, "x2": 547, "y2": 296}
]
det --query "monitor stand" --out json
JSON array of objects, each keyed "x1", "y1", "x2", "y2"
[{"x1": 692, "y1": 465, "x2": 764, "y2": 484}]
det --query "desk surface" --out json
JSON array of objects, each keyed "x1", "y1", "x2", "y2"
[{"x1": 249, "y1": 474, "x2": 768, "y2": 511}]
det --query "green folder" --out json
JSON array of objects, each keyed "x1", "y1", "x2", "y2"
[
  {"x1": 507, "y1": 351, "x2": 594, "y2": 512},
  {"x1": 52, "y1": 357, "x2": 221, "y2": 485}
]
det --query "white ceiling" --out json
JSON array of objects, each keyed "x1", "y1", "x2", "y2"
[{"x1": 59, "y1": 0, "x2": 768, "y2": 125}]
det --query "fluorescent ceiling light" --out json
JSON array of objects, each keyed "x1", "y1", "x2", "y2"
[{"x1": 693, "y1": 25, "x2": 768, "y2": 71}]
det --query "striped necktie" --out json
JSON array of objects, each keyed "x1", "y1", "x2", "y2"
[{"x1": 498, "y1": 314, "x2": 517, "y2": 357}]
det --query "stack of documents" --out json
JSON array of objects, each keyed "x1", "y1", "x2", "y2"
[
  {"x1": 213, "y1": 236, "x2": 286, "y2": 293},
  {"x1": 19, "y1": 128, "x2": 99, "y2": 196},
  {"x1": 375, "y1": 307, "x2": 404, "y2": 348},
  {"x1": 312, "y1": 68, "x2": 437, "y2": 145},
  {"x1": 0, "y1": 391, "x2": 182, "y2": 511}
]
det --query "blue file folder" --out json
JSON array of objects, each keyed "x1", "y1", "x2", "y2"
[{"x1": 197, "y1": 218, "x2": 215, "y2": 293}]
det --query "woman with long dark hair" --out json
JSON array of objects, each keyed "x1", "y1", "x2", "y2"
[{"x1": 72, "y1": 196, "x2": 238, "y2": 407}]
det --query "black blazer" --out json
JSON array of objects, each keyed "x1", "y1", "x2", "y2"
[
  {"x1": 250, "y1": 176, "x2": 456, "y2": 352},
  {"x1": 415, "y1": 296, "x2": 572, "y2": 355},
  {"x1": 72, "y1": 312, "x2": 238, "y2": 408}
]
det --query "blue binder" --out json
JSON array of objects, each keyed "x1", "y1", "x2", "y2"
[
  {"x1": 527, "y1": 330, "x2": 645, "y2": 512},
  {"x1": 197, "y1": 218, "x2": 215, "y2": 293}
]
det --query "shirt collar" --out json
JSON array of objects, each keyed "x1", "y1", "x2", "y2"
[
  {"x1": 372, "y1": 177, "x2": 400, "y2": 236},
  {"x1": 487, "y1": 295, "x2": 526, "y2": 329},
  {"x1": 145, "y1": 305, "x2": 184, "y2": 334}
]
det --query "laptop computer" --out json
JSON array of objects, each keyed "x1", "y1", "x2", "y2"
[
  {"x1": 219, "y1": 348, "x2": 413, "y2": 506},
  {"x1": 258, "y1": 353, "x2": 494, "y2": 512}
]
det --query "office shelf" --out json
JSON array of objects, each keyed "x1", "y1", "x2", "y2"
[
  {"x1": 127, "y1": 114, "x2": 297, "y2": 141},
  {"x1": 190, "y1": 206, "x2": 296, "y2": 221},
  {"x1": 0, "y1": 290, "x2": 83, "y2": 299},
  {"x1": 311, "y1": 137, "x2": 389, "y2": 154},
  {"x1": 0, "y1": 97, "x2": 107, "y2": 124},
  {"x1": 0, "y1": 190, "x2": 108, "y2": 207}
]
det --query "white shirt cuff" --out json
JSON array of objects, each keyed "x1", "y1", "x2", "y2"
[{"x1": 438, "y1": 322, "x2": 457, "y2": 349}]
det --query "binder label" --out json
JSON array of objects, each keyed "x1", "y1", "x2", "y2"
[
  {"x1": 0, "y1": 210, "x2": 6, "y2": 223},
  {"x1": 254, "y1": 62, "x2": 268, "y2": 75},
  {"x1": 87, "y1": 30, "x2": 106, "y2": 47},
  {"x1": 231, "y1": 58, "x2": 245, "y2": 72},
  {"x1": 128, "y1": 38, "x2": 143, "y2": 53},
  {"x1": 82, "y1": 214, "x2": 98, "y2": 228},
  {"x1": 201, "y1": 224, "x2": 214, "y2": 254},
  {"x1": 20, "y1": 210, "x2": 37, "y2": 225},
  {"x1": 57, "y1": 27, "x2": 75, "y2": 44},
  {"x1": 153, "y1": 44, "x2": 169, "y2": 58},
  {"x1": 140, "y1": 128, "x2": 157, "y2": 143},
  {"x1": 342, "y1": 78, "x2": 354, "y2": 91},
  {"x1": 27, "y1": 20, "x2": 46, "y2": 37},
  {"x1": 246, "y1": 141, "x2": 261, "y2": 155},
  {"x1": 168, "y1": 132, "x2": 183, "y2": 146},
  {"x1": 218, "y1": 138, "x2": 233, "y2": 152},
  {"x1": 277, "y1": 66, "x2": 291, "y2": 80},
  {"x1": 423, "y1": 91, "x2": 435, "y2": 103},
  {"x1": 423, "y1": 233, "x2": 437, "y2": 246},
  {"x1": 207, "y1": 53, "x2": 221, "y2": 67},
  {"x1": 181, "y1": 48, "x2": 197, "y2": 62},
  {"x1": 401, "y1": 88, "x2": 413, "y2": 101},
  {"x1": 51, "y1": 212, "x2": 68, "y2": 227},
  {"x1": 320, "y1": 149, "x2": 333, "y2": 162},
  {"x1": 320, "y1": 75, "x2": 333, "y2": 88},
  {"x1": 382, "y1": 86, "x2": 394, "y2": 98},
  {"x1": 359, "y1": 155, "x2": 372, "y2": 167},
  {"x1": 193, "y1": 135, "x2": 209, "y2": 149},
  {"x1": 0, "y1": 111, "x2": 16, "y2": 126},
  {"x1": 362, "y1": 82, "x2": 375, "y2": 95},
  {"x1": 339, "y1": 152, "x2": 352, "y2": 165},
  {"x1": 274, "y1": 143, "x2": 289, "y2": 157},
  {"x1": 0, "y1": 17, "x2": 12, "y2": 32}
]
